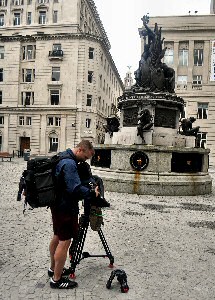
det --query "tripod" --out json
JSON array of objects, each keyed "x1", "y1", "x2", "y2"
[{"x1": 68, "y1": 209, "x2": 114, "y2": 278}]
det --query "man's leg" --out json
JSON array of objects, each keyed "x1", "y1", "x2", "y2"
[
  {"x1": 53, "y1": 239, "x2": 71, "y2": 281},
  {"x1": 49, "y1": 235, "x2": 59, "y2": 271}
]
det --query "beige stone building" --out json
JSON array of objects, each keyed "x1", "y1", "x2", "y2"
[
  {"x1": 0, "y1": 0, "x2": 123, "y2": 156},
  {"x1": 143, "y1": 13, "x2": 215, "y2": 165}
]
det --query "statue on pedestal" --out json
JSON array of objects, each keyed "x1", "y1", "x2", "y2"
[
  {"x1": 103, "y1": 116, "x2": 120, "y2": 137},
  {"x1": 137, "y1": 109, "x2": 153, "y2": 140},
  {"x1": 134, "y1": 15, "x2": 175, "y2": 93},
  {"x1": 179, "y1": 117, "x2": 200, "y2": 136}
]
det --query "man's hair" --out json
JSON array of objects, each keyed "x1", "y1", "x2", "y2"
[{"x1": 76, "y1": 140, "x2": 94, "y2": 151}]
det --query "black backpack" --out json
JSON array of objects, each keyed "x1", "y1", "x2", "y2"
[{"x1": 18, "y1": 154, "x2": 71, "y2": 210}]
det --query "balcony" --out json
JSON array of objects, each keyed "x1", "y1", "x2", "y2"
[
  {"x1": 176, "y1": 84, "x2": 187, "y2": 90},
  {"x1": 192, "y1": 84, "x2": 202, "y2": 90},
  {"x1": 48, "y1": 50, "x2": 63, "y2": 60}
]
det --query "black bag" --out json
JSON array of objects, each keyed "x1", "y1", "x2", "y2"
[{"x1": 21, "y1": 154, "x2": 71, "y2": 209}]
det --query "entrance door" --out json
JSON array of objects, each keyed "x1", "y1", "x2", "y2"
[{"x1": 20, "y1": 137, "x2": 30, "y2": 156}]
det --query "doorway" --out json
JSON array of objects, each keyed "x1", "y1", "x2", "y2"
[{"x1": 20, "y1": 137, "x2": 30, "y2": 157}]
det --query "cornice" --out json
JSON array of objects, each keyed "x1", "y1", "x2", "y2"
[
  {"x1": 86, "y1": 0, "x2": 111, "y2": 49},
  {"x1": 0, "y1": 106, "x2": 78, "y2": 112},
  {"x1": 0, "y1": 32, "x2": 108, "y2": 45}
]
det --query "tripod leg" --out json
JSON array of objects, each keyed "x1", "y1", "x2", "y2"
[
  {"x1": 69, "y1": 216, "x2": 89, "y2": 277},
  {"x1": 98, "y1": 228, "x2": 114, "y2": 266}
]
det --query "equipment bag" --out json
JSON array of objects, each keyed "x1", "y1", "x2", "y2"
[{"x1": 19, "y1": 154, "x2": 71, "y2": 209}]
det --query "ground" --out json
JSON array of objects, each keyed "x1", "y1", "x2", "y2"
[{"x1": 1, "y1": 158, "x2": 215, "y2": 300}]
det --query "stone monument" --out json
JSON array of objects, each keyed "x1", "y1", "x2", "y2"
[{"x1": 91, "y1": 16, "x2": 212, "y2": 196}]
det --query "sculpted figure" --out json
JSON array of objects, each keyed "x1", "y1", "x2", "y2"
[
  {"x1": 134, "y1": 16, "x2": 175, "y2": 93},
  {"x1": 137, "y1": 109, "x2": 153, "y2": 140},
  {"x1": 103, "y1": 116, "x2": 120, "y2": 137},
  {"x1": 179, "y1": 117, "x2": 200, "y2": 136}
]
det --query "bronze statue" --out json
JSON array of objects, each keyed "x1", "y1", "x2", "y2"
[
  {"x1": 179, "y1": 117, "x2": 200, "y2": 136},
  {"x1": 137, "y1": 109, "x2": 153, "y2": 140},
  {"x1": 134, "y1": 16, "x2": 175, "y2": 93},
  {"x1": 103, "y1": 116, "x2": 120, "y2": 137}
]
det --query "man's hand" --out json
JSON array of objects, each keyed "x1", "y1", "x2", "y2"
[{"x1": 95, "y1": 186, "x2": 100, "y2": 197}]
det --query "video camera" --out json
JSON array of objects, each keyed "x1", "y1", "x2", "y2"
[{"x1": 77, "y1": 161, "x2": 110, "y2": 208}]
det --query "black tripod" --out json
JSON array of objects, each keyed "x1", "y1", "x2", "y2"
[{"x1": 68, "y1": 210, "x2": 114, "y2": 278}]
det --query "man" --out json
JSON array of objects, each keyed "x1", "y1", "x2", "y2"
[{"x1": 49, "y1": 140, "x2": 100, "y2": 289}]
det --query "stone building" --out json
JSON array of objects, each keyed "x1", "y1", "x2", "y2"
[
  {"x1": 143, "y1": 13, "x2": 215, "y2": 165},
  {"x1": 0, "y1": 0, "x2": 123, "y2": 156}
]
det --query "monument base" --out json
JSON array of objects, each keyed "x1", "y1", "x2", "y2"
[
  {"x1": 91, "y1": 144, "x2": 212, "y2": 196},
  {"x1": 91, "y1": 167, "x2": 212, "y2": 196}
]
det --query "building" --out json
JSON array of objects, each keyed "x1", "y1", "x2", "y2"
[
  {"x1": 141, "y1": 13, "x2": 215, "y2": 165},
  {"x1": 124, "y1": 66, "x2": 134, "y2": 90},
  {"x1": 0, "y1": 0, "x2": 123, "y2": 156}
]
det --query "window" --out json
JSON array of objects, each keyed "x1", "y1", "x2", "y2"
[
  {"x1": 26, "y1": 117, "x2": 31, "y2": 125},
  {"x1": 50, "y1": 90, "x2": 60, "y2": 105},
  {"x1": 27, "y1": 0, "x2": 32, "y2": 4},
  {"x1": 0, "y1": 68, "x2": 3, "y2": 81},
  {"x1": 89, "y1": 47, "x2": 94, "y2": 59},
  {"x1": 47, "y1": 116, "x2": 61, "y2": 126},
  {"x1": 0, "y1": 115, "x2": 4, "y2": 124},
  {"x1": 0, "y1": 0, "x2": 7, "y2": 6},
  {"x1": 0, "y1": 46, "x2": 4, "y2": 59},
  {"x1": 27, "y1": 12, "x2": 32, "y2": 25},
  {"x1": 22, "y1": 69, "x2": 35, "y2": 82},
  {"x1": 39, "y1": 11, "x2": 46, "y2": 24},
  {"x1": 48, "y1": 117, "x2": 53, "y2": 125},
  {"x1": 86, "y1": 118, "x2": 91, "y2": 128},
  {"x1": 179, "y1": 49, "x2": 188, "y2": 66},
  {"x1": 13, "y1": 0, "x2": 23, "y2": 5},
  {"x1": 0, "y1": 14, "x2": 4, "y2": 26},
  {"x1": 49, "y1": 136, "x2": 58, "y2": 152},
  {"x1": 21, "y1": 92, "x2": 34, "y2": 105},
  {"x1": 52, "y1": 67, "x2": 60, "y2": 81},
  {"x1": 193, "y1": 75, "x2": 202, "y2": 85},
  {"x1": 87, "y1": 94, "x2": 92, "y2": 106},
  {"x1": 196, "y1": 132, "x2": 207, "y2": 148},
  {"x1": 55, "y1": 117, "x2": 61, "y2": 126},
  {"x1": 22, "y1": 45, "x2": 36, "y2": 60},
  {"x1": 177, "y1": 75, "x2": 187, "y2": 84},
  {"x1": 194, "y1": 49, "x2": 203, "y2": 66},
  {"x1": 197, "y1": 103, "x2": 208, "y2": 119},
  {"x1": 14, "y1": 13, "x2": 21, "y2": 25},
  {"x1": 88, "y1": 71, "x2": 93, "y2": 83},
  {"x1": 53, "y1": 10, "x2": 58, "y2": 23},
  {"x1": 0, "y1": 135, "x2": 2, "y2": 151},
  {"x1": 19, "y1": 116, "x2": 24, "y2": 125},
  {"x1": 164, "y1": 48, "x2": 173, "y2": 65},
  {"x1": 0, "y1": 91, "x2": 2, "y2": 104},
  {"x1": 53, "y1": 44, "x2": 61, "y2": 51}
]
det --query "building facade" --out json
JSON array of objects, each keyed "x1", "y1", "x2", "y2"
[
  {"x1": 0, "y1": 0, "x2": 123, "y2": 156},
  {"x1": 142, "y1": 14, "x2": 215, "y2": 165}
]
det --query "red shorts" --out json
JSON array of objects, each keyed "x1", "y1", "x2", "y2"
[{"x1": 51, "y1": 208, "x2": 79, "y2": 241}]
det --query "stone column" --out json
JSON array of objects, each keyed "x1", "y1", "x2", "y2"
[
  {"x1": 188, "y1": 40, "x2": 194, "y2": 88},
  {"x1": 40, "y1": 114, "x2": 46, "y2": 155},
  {"x1": 2, "y1": 114, "x2": 9, "y2": 152},
  {"x1": 173, "y1": 41, "x2": 179, "y2": 81},
  {"x1": 203, "y1": 40, "x2": 210, "y2": 84},
  {"x1": 60, "y1": 115, "x2": 66, "y2": 151}
]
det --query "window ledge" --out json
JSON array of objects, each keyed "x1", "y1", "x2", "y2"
[{"x1": 48, "y1": 81, "x2": 62, "y2": 89}]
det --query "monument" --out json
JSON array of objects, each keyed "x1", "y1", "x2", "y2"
[{"x1": 91, "y1": 16, "x2": 212, "y2": 196}]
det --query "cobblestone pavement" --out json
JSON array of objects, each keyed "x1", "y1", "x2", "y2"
[{"x1": 1, "y1": 158, "x2": 215, "y2": 300}]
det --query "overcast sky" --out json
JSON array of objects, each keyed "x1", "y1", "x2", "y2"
[{"x1": 93, "y1": 0, "x2": 212, "y2": 81}]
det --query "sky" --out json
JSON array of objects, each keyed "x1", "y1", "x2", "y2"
[{"x1": 93, "y1": 0, "x2": 212, "y2": 81}]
